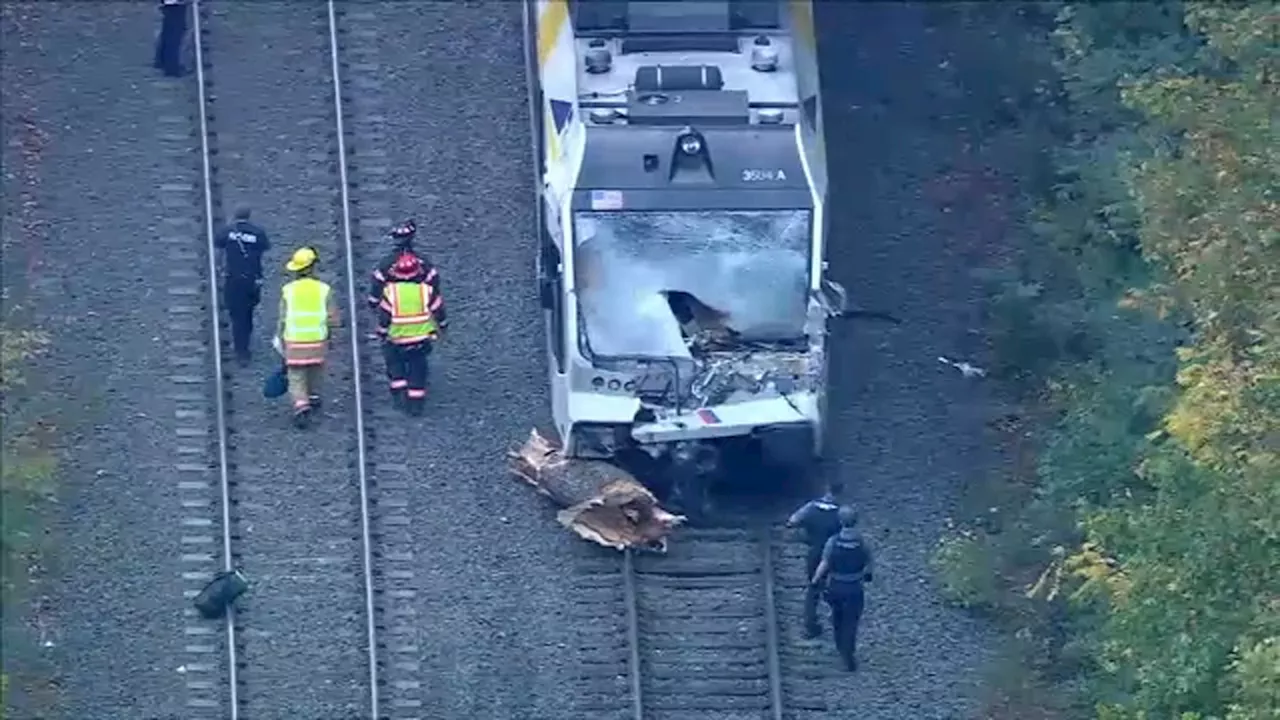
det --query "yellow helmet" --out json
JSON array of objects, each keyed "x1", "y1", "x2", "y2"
[{"x1": 285, "y1": 247, "x2": 318, "y2": 272}]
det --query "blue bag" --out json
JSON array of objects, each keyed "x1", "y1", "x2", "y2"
[{"x1": 262, "y1": 364, "x2": 288, "y2": 399}]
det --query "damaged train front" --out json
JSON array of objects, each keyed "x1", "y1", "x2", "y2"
[{"x1": 530, "y1": 0, "x2": 849, "y2": 518}]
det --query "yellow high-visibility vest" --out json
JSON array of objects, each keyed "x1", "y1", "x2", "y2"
[
  {"x1": 384, "y1": 282, "x2": 437, "y2": 344},
  {"x1": 282, "y1": 278, "x2": 330, "y2": 344}
]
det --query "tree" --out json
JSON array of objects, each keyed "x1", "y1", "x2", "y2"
[
  {"x1": 1064, "y1": 3, "x2": 1279, "y2": 717},
  {"x1": 932, "y1": 3, "x2": 1279, "y2": 717}
]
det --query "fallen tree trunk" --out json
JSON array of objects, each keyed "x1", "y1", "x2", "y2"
[{"x1": 508, "y1": 429, "x2": 685, "y2": 552}]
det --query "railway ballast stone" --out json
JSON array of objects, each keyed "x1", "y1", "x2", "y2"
[{"x1": 509, "y1": 429, "x2": 685, "y2": 552}]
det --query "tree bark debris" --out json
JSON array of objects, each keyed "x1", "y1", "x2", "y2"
[{"x1": 508, "y1": 429, "x2": 685, "y2": 552}]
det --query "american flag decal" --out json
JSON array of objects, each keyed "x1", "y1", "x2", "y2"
[
  {"x1": 590, "y1": 189, "x2": 624, "y2": 210},
  {"x1": 695, "y1": 408, "x2": 721, "y2": 425}
]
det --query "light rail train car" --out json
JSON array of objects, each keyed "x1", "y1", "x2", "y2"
[{"x1": 523, "y1": 0, "x2": 848, "y2": 506}]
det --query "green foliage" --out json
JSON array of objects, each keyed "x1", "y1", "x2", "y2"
[
  {"x1": 0, "y1": 323, "x2": 55, "y2": 720},
  {"x1": 0, "y1": 322, "x2": 55, "y2": 600},
  {"x1": 930, "y1": 526, "x2": 1004, "y2": 611},
  {"x1": 1226, "y1": 633, "x2": 1280, "y2": 720},
  {"x1": 930, "y1": 2, "x2": 1280, "y2": 717},
  {"x1": 0, "y1": 325, "x2": 48, "y2": 393}
]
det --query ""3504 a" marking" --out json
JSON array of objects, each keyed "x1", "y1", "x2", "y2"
[{"x1": 741, "y1": 168, "x2": 788, "y2": 182}]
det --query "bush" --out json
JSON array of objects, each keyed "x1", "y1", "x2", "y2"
[
  {"x1": 0, "y1": 320, "x2": 54, "y2": 720},
  {"x1": 930, "y1": 525, "x2": 1004, "y2": 612},
  {"x1": 932, "y1": 2, "x2": 1280, "y2": 717},
  {"x1": 0, "y1": 328, "x2": 47, "y2": 394},
  {"x1": 0, "y1": 322, "x2": 53, "y2": 599}
]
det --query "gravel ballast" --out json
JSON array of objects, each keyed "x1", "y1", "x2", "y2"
[
  {"x1": 335, "y1": 3, "x2": 581, "y2": 718},
  {"x1": 1, "y1": 3, "x2": 221, "y2": 718},
  {"x1": 1, "y1": 1, "x2": 1045, "y2": 718},
  {"x1": 809, "y1": 2, "x2": 1040, "y2": 716},
  {"x1": 198, "y1": 3, "x2": 374, "y2": 717}
]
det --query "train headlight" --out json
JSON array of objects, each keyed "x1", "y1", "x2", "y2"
[{"x1": 678, "y1": 133, "x2": 703, "y2": 155}]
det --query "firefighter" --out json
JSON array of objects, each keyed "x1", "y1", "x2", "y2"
[
  {"x1": 214, "y1": 207, "x2": 271, "y2": 366},
  {"x1": 811, "y1": 505, "x2": 874, "y2": 672},
  {"x1": 367, "y1": 219, "x2": 442, "y2": 310},
  {"x1": 785, "y1": 480, "x2": 844, "y2": 638},
  {"x1": 153, "y1": 0, "x2": 189, "y2": 78},
  {"x1": 275, "y1": 247, "x2": 340, "y2": 428},
  {"x1": 376, "y1": 253, "x2": 444, "y2": 416}
]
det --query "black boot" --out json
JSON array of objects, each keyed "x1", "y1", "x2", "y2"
[{"x1": 309, "y1": 395, "x2": 322, "y2": 411}]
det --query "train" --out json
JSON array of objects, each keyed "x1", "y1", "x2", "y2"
[{"x1": 523, "y1": 0, "x2": 846, "y2": 511}]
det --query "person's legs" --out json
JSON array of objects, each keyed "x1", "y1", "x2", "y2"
[
  {"x1": 802, "y1": 548, "x2": 823, "y2": 637},
  {"x1": 286, "y1": 366, "x2": 311, "y2": 427},
  {"x1": 307, "y1": 364, "x2": 324, "y2": 409},
  {"x1": 404, "y1": 345, "x2": 427, "y2": 416},
  {"x1": 159, "y1": 5, "x2": 186, "y2": 76},
  {"x1": 153, "y1": 26, "x2": 165, "y2": 69},
  {"x1": 243, "y1": 283, "x2": 260, "y2": 354},
  {"x1": 224, "y1": 282, "x2": 253, "y2": 362},
  {"x1": 843, "y1": 588, "x2": 865, "y2": 669},
  {"x1": 826, "y1": 593, "x2": 846, "y2": 662},
  {"x1": 383, "y1": 343, "x2": 407, "y2": 408}
]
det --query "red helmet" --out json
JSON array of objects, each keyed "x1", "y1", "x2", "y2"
[{"x1": 388, "y1": 251, "x2": 424, "y2": 280}]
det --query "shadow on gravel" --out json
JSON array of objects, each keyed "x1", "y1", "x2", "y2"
[{"x1": 804, "y1": 1, "x2": 1063, "y2": 716}]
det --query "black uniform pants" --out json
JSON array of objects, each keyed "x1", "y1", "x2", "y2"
[
  {"x1": 383, "y1": 341, "x2": 430, "y2": 402},
  {"x1": 826, "y1": 584, "x2": 865, "y2": 668},
  {"x1": 154, "y1": 4, "x2": 188, "y2": 76},
  {"x1": 803, "y1": 546, "x2": 824, "y2": 633},
  {"x1": 223, "y1": 278, "x2": 260, "y2": 357}
]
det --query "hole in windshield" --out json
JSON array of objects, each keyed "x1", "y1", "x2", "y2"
[{"x1": 574, "y1": 209, "x2": 811, "y2": 358}]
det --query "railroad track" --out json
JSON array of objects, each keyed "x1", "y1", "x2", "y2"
[
  {"x1": 569, "y1": 523, "x2": 836, "y2": 720},
  {"x1": 174, "y1": 1, "x2": 426, "y2": 718}
]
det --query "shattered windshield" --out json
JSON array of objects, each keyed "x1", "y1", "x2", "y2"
[{"x1": 573, "y1": 210, "x2": 812, "y2": 358}]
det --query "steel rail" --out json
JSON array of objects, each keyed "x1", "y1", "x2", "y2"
[
  {"x1": 324, "y1": 1, "x2": 382, "y2": 716},
  {"x1": 622, "y1": 529, "x2": 787, "y2": 720},
  {"x1": 189, "y1": 1, "x2": 240, "y2": 718},
  {"x1": 623, "y1": 549, "x2": 644, "y2": 720},
  {"x1": 761, "y1": 528, "x2": 784, "y2": 720}
]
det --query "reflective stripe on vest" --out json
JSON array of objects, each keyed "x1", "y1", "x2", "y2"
[
  {"x1": 283, "y1": 279, "x2": 330, "y2": 343},
  {"x1": 386, "y1": 282, "x2": 437, "y2": 343}
]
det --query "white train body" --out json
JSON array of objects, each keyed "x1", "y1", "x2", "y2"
[{"x1": 523, "y1": 0, "x2": 847, "y2": 480}]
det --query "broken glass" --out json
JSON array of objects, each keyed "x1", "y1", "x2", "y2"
[{"x1": 574, "y1": 210, "x2": 811, "y2": 358}]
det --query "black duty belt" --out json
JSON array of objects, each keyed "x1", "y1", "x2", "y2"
[{"x1": 829, "y1": 573, "x2": 865, "y2": 584}]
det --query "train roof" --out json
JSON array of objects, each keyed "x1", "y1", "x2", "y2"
[{"x1": 570, "y1": 1, "x2": 812, "y2": 128}]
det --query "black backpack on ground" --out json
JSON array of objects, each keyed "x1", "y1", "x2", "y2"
[{"x1": 194, "y1": 569, "x2": 249, "y2": 619}]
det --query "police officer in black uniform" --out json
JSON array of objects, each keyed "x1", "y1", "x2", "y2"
[
  {"x1": 153, "y1": 0, "x2": 189, "y2": 78},
  {"x1": 214, "y1": 207, "x2": 271, "y2": 366},
  {"x1": 811, "y1": 505, "x2": 873, "y2": 671},
  {"x1": 785, "y1": 480, "x2": 844, "y2": 638}
]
